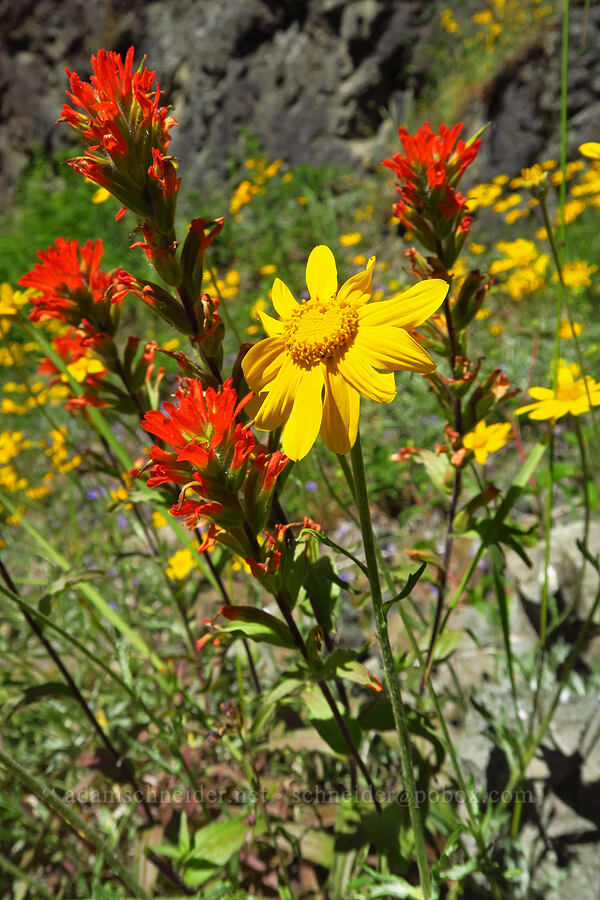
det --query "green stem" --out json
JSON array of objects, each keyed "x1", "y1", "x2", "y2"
[
  {"x1": 349, "y1": 432, "x2": 431, "y2": 900},
  {"x1": 0, "y1": 745, "x2": 151, "y2": 899}
]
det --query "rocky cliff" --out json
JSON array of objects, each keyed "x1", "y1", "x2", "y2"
[{"x1": 1, "y1": 0, "x2": 599, "y2": 199}]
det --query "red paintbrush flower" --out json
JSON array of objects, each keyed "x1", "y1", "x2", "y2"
[
  {"x1": 60, "y1": 47, "x2": 179, "y2": 230},
  {"x1": 381, "y1": 122, "x2": 480, "y2": 244},
  {"x1": 142, "y1": 378, "x2": 289, "y2": 557},
  {"x1": 20, "y1": 238, "x2": 121, "y2": 333}
]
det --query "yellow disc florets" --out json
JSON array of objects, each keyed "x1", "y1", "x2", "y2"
[{"x1": 283, "y1": 296, "x2": 359, "y2": 365}]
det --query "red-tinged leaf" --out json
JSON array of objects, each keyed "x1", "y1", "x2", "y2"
[{"x1": 214, "y1": 605, "x2": 295, "y2": 649}]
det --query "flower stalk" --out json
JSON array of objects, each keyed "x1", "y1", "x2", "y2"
[{"x1": 350, "y1": 431, "x2": 431, "y2": 900}]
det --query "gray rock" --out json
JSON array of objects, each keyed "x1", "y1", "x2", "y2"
[{"x1": 506, "y1": 520, "x2": 600, "y2": 621}]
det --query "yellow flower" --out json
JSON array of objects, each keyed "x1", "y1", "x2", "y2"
[
  {"x1": 296, "y1": 196, "x2": 308, "y2": 206},
  {"x1": 152, "y1": 510, "x2": 167, "y2": 529},
  {"x1": 517, "y1": 164, "x2": 548, "y2": 195},
  {"x1": 489, "y1": 239, "x2": 539, "y2": 274},
  {"x1": 282, "y1": 172, "x2": 293, "y2": 182},
  {"x1": 441, "y1": 8, "x2": 459, "y2": 32},
  {"x1": 260, "y1": 264, "x2": 277, "y2": 275},
  {"x1": 516, "y1": 362, "x2": 600, "y2": 420},
  {"x1": 561, "y1": 260, "x2": 596, "y2": 288},
  {"x1": 558, "y1": 319, "x2": 584, "y2": 339},
  {"x1": 472, "y1": 9, "x2": 493, "y2": 24},
  {"x1": 165, "y1": 548, "x2": 197, "y2": 581},
  {"x1": 469, "y1": 242, "x2": 486, "y2": 254},
  {"x1": 353, "y1": 254, "x2": 367, "y2": 266},
  {"x1": 580, "y1": 142, "x2": 600, "y2": 159},
  {"x1": 242, "y1": 246, "x2": 448, "y2": 460},
  {"x1": 463, "y1": 420, "x2": 513, "y2": 464},
  {"x1": 0, "y1": 284, "x2": 33, "y2": 318},
  {"x1": 64, "y1": 356, "x2": 105, "y2": 384},
  {"x1": 489, "y1": 323, "x2": 505, "y2": 336},
  {"x1": 339, "y1": 232, "x2": 362, "y2": 246},
  {"x1": 465, "y1": 183, "x2": 503, "y2": 210},
  {"x1": 493, "y1": 193, "x2": 522, "y2": 213},
  {"x1": 92, "y1": 187, "x2": 111, "y2": 204}
]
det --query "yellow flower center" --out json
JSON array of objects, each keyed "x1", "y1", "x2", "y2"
[
  {"x1": 283, "y1": 297, "x2": 359, "y2": 365},
  {"x1": 556, "y1": 380, "x2": 585, "y2": 403}
]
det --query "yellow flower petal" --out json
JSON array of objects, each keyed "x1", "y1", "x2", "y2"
[
  {"x1": 242, "y1": 336, "x2": 285, "y2": 391},
  {"x1": 320, "y1": 362, "x2": 360, "y2": 454},
  {"x1": 353, "y1": 326, "x2": 437, "y2": 374},
  {"x1": 337, "y1": 256, "x2": 376, "y2": 306},
  {"x1": 579, "y1": 142, "x2": 600, "y2": 160},
  {"x1": 281, "y1": 365, "x2": 324, "y2": 460},
  {"x1": 306, "y1": 245, "x2": 338, "y2": 300},
  {"x1": 254, "y1": 356, "x2": 303, "y2": 430},
  {"x1": 271, "y1": 278, "x2": 298, "y2": 318},
  {"x1": 258, "y1": 310, "x2": 284, "y2": 337},
  {"x1": 358, "y1": 278, "x2": 448, "y2": 329},
  {"x1": 527, "y1": 386, "x2": 555, "y2": 400},
  {"x1": 337, "y1": 345, "x2": 396, "y2": 403}
]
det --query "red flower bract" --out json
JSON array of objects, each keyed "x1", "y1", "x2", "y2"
[
  {"x1": 381, "y1": 122, "x2": 480, "y2": 238},
  {"x1": 62, "y1": 46, "x2": 176, "y2": 163},
  {"x1": 60, "y1": 46, "x2": 180, "y2": 231},
  {"x1": 141, "y1": 378, "x2": 289, "y2": 553},
  {"x1": 142, "y1": 378, "x2": 252, "y2": 454},
  {"x1": 20, "y1": 238, "x2": 120, "y2": 327}
]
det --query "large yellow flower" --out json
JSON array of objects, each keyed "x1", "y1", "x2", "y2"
[{"x1": 242, "y1": 246, "x2": 448, "y2": 460}]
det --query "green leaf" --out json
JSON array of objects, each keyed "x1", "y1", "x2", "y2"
[
  {"x1": 304, "y1": 557, "x2": 340, "y2": 633},
  {"x1": 5, "y1": 682, "x2": 76, "y2": 722},
  {"x1": 316, "y1": 649, "x2": 382, "y2": 692},
  {"x1": 383, "y1": 563, "x2": 426, "y2": 615},
  {"x1": 299, "y1": 528, "x2": 368, "y2": 576},
  {"x1": 215, "y1": 606, "x2": 295, "y2": 649},
  {"x1": 183, "y1": 816, "x2": 250, "y2": 888},
  {"x1": 282, "y1": 825, "x2": 334, "y2": 867},
  {"x1": 414, "y1": 449, "x2": 453, "y2": 495}
]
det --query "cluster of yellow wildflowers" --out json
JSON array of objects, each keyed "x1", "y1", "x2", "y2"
[
  {"x1": 229, "y1": 156, "x2": 283, "y2": 218},
  {"x1": 203, "y1": 267, "x2": 240, "y2": 300},
  {"x1": 488, "y1": 238, "x2": 549, "y2": 299},
  {"x1": 441, "y1": 0, "x2": 554, "y2": 54}
]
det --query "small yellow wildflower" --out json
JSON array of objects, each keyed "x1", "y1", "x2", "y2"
[
  {"x1": 339, "y1": 232, "x2": 362, "y2": 246},
  {"x1": 558, "y1": 319, "x2": 584, "y2": 339},
  {"x1": 162, "y1": 338, "x2": 180, "y2": 351},
  {"x1": 441, "y1": 8, "x2": 459, "y2": 32},
  {"x1": 166, "y1": 548, "x2": 197, "y2": 581},
  {"x1": 561, "y1": 260, "x2": 596, "y2": 288},
  {"x1": 465, "y1": 183, "x2": 503, "y2": 210},
  {"x1": 296, "y1": 196, "x2": 308, "y2": 206},
  {"x1": 463, "y1": 420, "x2": 513, "y2": 465},
  {"x1": 469, "y1": 242, "x2": 486, "y2": 254},
  {"x1": 489, "y1": 323, "x2": 505, "y2": 336},
  {"x1": 260, "y1": 264, "x2": 277, "y2": 275},
  {"x1": 489, "y1": 239, "x2": 539, "y2": 274},
  {"x1": 556, "y1": 199, "x2": 587, "y2": 225},
  {"x1": 152, "y1": 510, "x2": 167, "y2": 529},
  {"x1": 353, "y1": 254, "x2": 367, "y2": 266},
  {"x1": 472, "y1": 9, "x2": 493, "y2": 24},
  {"x1": 92, "y1": 187, "x2": 111, "y2": 204},
  {"x1": 493, "y1": 193, "x2": 522, "y2": 213},
  {"x1": 475, "y1": 309, "x2": 491, "y2": 319},
  {"x1": 282, "y1": 172, "x2": 293, "y2": 182},
  {"x1": 505, "y1": 208, "x2": 529, "y2": 224},
  {"x1": 516, "y1": 361, "x2": 600, "y2": 420},
  {"x1": 64, "y1": 356, "x2": 105, "y2": 384}
]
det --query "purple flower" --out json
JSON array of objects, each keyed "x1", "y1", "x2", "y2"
[
  {"x1": 87, "y1": 489, "x2": 101, "y2": 500},
  {"x1": 305, "y1": 480, "x2": 318, "y2": 493}
]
